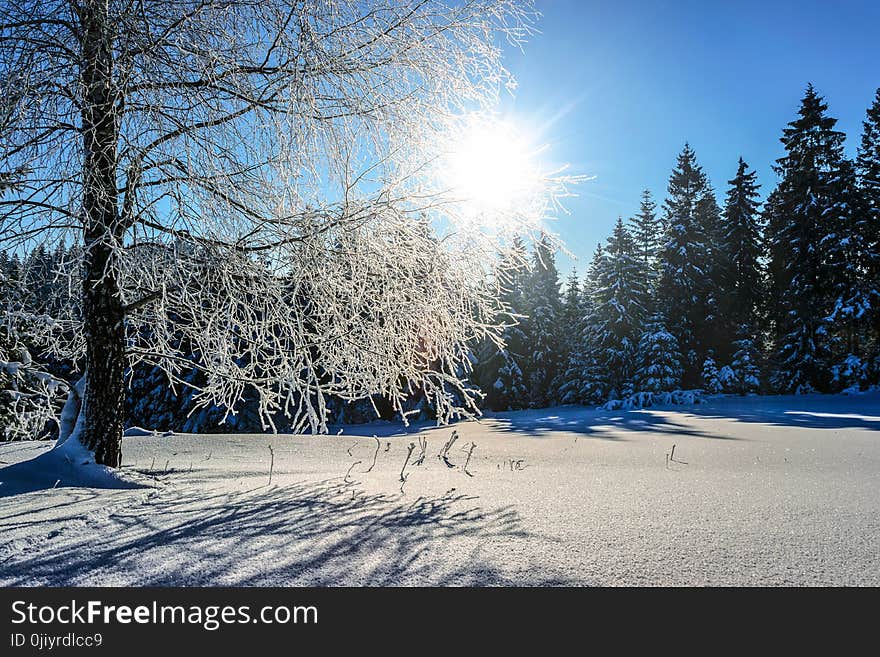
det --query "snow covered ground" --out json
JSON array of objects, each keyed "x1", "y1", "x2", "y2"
[{"x1": 2, "y1": 393, "x2": 879, "y2": 586}]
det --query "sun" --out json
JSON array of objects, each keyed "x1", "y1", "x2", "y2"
[{"x1": 444, "y1": 117, "x2": 543, "y2": 216}]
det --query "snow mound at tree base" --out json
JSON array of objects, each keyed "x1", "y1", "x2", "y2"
[
  {"x1": 0, "y1": 436, "x2": 151, "y2": 497},
  {"x1": 601, "y1": 389, "x2": 705, "y2": 411},
  {"x1": 123, "y1": 426, "x2": 158, "y2": 437}
]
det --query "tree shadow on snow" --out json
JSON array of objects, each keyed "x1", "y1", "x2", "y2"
[
  {"x1": 482, "y1": 393, "x2": 880, "y2": 440},
  {"x1": 675, "y1": 394, "x2": 880, "y2": 432},
  {"x1": 0, "y1": 478, "x2": 573, "y2": 586},
  {"x1": 485, "y1": 407, "x2": 729, "y2": 441}
]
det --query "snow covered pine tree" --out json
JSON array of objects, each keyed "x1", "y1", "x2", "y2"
[
  {"x1": 523, "y1": 234, "x2": 563, "y2": 407},
  {"x1": 854, "y1": 89, "x2": 880, "y2": 384},
  {"x1": 477, "y1": 238, "x2": 530, "y2": 411},
  {"x1": 590, "y1": 218, "x2": 648, "y2": 399},
  {"x1": 656, "y1": 144, "x2": 717, "y2": 385},
  {"x1": 717, "y1": 157, "x2": 764, "y2": 388},
  {"x1": 766, "y1": 85, "x2": 856, "y2": 393}
]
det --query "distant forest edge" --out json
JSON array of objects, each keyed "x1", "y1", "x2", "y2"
[{"x1": 2, "y1": 84, "x2": 879, "y2": 437}]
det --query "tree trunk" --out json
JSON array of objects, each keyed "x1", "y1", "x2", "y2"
[
  {"x1": 79, "y1": 0, "x2": 125, "y2": 467},
  {"x1": 81, "y1": 243, "x2": 126, "y2": 467}
]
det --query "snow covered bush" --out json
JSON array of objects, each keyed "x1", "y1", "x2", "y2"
[
  {"x1": 728, "y1": 331, "x2": 762, "y2": 394},
  {"x1": 717, "y1": 365, "x2": 737, "y2": 393},
  {"x1": 485, "y1": 350, "x2": 529, "y2": 411},
  {"x1": 601, "y1": 389, "x2": 704, "y2": 411},
  {"x1": 830, "y1": 354, "x2": 869, "y2": 392},
  {"x1": 701, "y1": 355, "x2": 722, "y2": 394}
]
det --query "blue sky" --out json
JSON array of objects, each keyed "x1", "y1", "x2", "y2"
[{"x1": 496, "y1": 0, "x2": 880, "y2": 273}]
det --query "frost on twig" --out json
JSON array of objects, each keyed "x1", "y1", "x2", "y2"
[
  {"x1": 667, "y1": 444, "x2": 688, "y2": 466},
  {"x1": 438, "y1": 430, "x2": 460, "y2": 468},
  {"x1": 413, "y1": 436, "x2": 428, "y2": 466},
  {"x1": 400, "y1": 442, "x2": 417, "y2": 483},
  {"x1": 267, "y1": 445, "x2": 275, "y2": 485},
  {"x1": 399, "y1": 441, "x2": 417, "y2": 494},
  {"x1": 365, "y1": 436, "x2": 381, "y2": 473},
  {"x1": 345, "y1": 460, "x2": 362, "y2": 484},
  {"x1": 461, "y1": 441, "x2": 477, "y2": 477}
]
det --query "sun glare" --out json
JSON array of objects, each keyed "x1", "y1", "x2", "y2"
[{"x1": 445, "y1": 118, "x2": 543, "y2": 216}]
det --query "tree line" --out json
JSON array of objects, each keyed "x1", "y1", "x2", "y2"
[
  {"x1": 473, "y1": 84, "x2": 880, "y2": 409},
  {"x1": 2, "y1": 84, "x2": 879, "y2": 437}
]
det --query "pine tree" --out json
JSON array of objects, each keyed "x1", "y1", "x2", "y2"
[
  {"x1": 522, "y1": 234, "x2": 562, "y2": 407},
  {"x1": 127, "y1": 361, "x2": 187, "y2": 431},
  {"x1": 766, "y1": 85, "x2": 854, "y2": 393},
  {"x1": 558, "y1": 268, "x2": 582, "y2": 359},
  {"x1": 728, "y1": 324, "x2": 762, "y2": 394},
  {"x1": 0, "y1": 251, "x2": 14, "y2": 302},
  {"x1": 477, "y1": 238, "x2": 529, "y2": 411},
  {"x1": 489, "y1": 351, "x2": 528, "y2": 410},
  {"x1": 21, "y1": 245, "x2": 55, "y2": 314},
  {"x1": 559, "y1": 245, "x2": 604, "y2": 404},
  {"x1": 629, "y1": 189, "x2": 662, "y2": 301},
  {"x1": 701, "y1": 353, "x2": 722, "y2": 394},
  {"x1": 855, "y1": 88, "x2": 880, "y2": 383},
  {"x1": 552, "y1": 268, "x2": 582, "y2": 402},
  {"x1": 763, "y1": 184, "x2": 786, "y2": 321},
  {"x1": 717, "y1": 157, "x2": 764, "y2": 381},
  {"x1": 0, "y1": 257, "x2": 19, "y2": 437},
  {"x1": 824, "y1": 157, "x2": 863, "y2": 378},
  {"x1": 696, "y1": 186, "x2": 727, "y2": 361},
  {"x1": 590, "y1": 218, "x2": 648, "y2": 398},
  {"x1": 721, "y1": 158, "x2": 763, "y2": 331},
  {"x1": 633, "y1": 314, "x2": 683, "y2": 393},
  {"x1": 656, "y1": 144, "x2": 715, "y2": 384}
]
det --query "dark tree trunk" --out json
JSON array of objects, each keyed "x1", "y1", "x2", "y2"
[
  {"x1": 79, "y1": 0, "x2": 125, "y2": 467},
  {"x1": 81, "y1": 243, "x2": 126, "y2": 467}
]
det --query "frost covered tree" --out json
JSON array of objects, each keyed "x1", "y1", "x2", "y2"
[
  {"x1": 523, "y1": 233, "x2": 562, "y2": 407},
  {"x1": 0, "y1": 245, "x2": 77, "y2": 440},
  {"x1": 633, "y1": 314, "x2": 682, "y2": 393},
  {"x1": 0, "y1": 334, "x2": 68, "y2": 441},
  {"x1": 590, "y1": 218, "x2": 647, "y2": 398},
  {"x1": 0, "y1": 0, "x2": 571, "y2": 467},
  {"x1": 766, "y1": 85, "x2": 854, "y2": 393},
  {"x1": 0, "y1": 260, "x2": 69, "y2": 440},
  {"x1": 656, "y1": 144, "x2": 714, "y2": 384}
]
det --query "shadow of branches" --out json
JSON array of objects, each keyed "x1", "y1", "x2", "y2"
[{"x1": 0, "y1": 478, "x2": 570, "y2": 586}]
